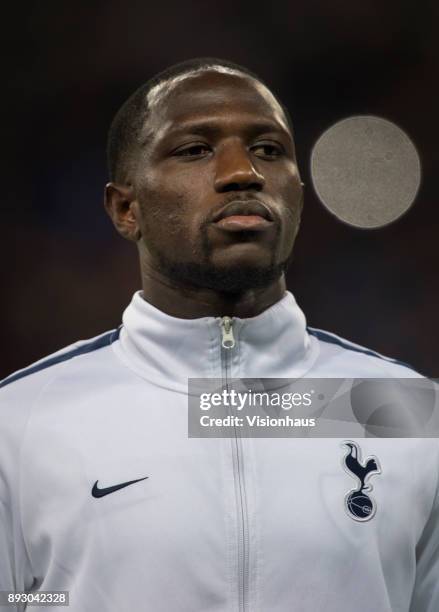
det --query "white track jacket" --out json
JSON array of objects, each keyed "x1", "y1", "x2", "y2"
[{"x1": 0, "y1": 291, "x2": 438, "y2": 611}]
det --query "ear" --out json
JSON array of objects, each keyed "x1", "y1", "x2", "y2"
[{"x1": 104, "y1": 182, "x2": 141, "y2": 242}]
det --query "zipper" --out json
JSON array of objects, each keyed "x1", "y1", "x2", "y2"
[
  {"x1": 220, "y1": 316, "x2": 236, "y2": 349},
  {"x1": 219, "y1": 316, "x2": 249, "y2": 612}
]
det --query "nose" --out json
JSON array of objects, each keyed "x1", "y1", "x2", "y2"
[{"x1": 214, "y1": 141, "x2": 265, "y2": 193}]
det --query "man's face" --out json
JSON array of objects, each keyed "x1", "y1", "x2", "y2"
[{"x1": 131, "y1": 70, "x2": 303, "y2": 292}]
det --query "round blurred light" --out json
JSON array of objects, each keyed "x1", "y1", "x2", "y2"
[{"x1": 310, "y1": 116, "x2": 421, "y2": 229}]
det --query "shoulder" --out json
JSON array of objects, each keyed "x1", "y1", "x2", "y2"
[
  {"x1": 0, "y1": 327, "x2": 121, "y2": 399},
  {"x1": 0, "y1": 328, "x2": 122, "y2": 487},
  {"x1": 308, "y1": 326, "x2": 423, "y2": 378}
]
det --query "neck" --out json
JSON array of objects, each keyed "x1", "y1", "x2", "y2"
[{"x1": 139, "y1": 260, "x2": 287, "y2": 319}]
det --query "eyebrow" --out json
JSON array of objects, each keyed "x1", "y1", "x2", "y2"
[{"x1": 160, "y1": 118, "x2": 292, "y2": 142}]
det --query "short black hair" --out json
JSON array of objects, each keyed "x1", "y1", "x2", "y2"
[{"x1": 106, "y1": 57, "x2": 294, "y2": 182}]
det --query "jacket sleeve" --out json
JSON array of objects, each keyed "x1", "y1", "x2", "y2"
[
  {"x1": 409, "y1": 481, "x2": 439, "y2": 611},
  {"x1": 0, "y1": 491, "x2": 27, "y2": 612},
  {"x1": 0, "y1": 384, "x2": 35, "y2": 612}
]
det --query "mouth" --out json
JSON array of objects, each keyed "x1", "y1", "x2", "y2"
[{"x1": 211, "y1": 200, "x2": 275, "y2": 232}]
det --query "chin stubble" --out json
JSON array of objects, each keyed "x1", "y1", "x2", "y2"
[{"x1": 153, "y1": 222, "x2": 295, "y2": 294}]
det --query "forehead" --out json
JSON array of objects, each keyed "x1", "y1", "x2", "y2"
[{"x1": 144, "y1": 70, "x2": 291, "y2": 139}]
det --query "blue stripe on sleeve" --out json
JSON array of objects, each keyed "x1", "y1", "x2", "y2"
[
  {"x1": 307, "y1": 327, "x2": 420, "y2": 374},
  {"x1": 0, "y1": 327, "x2": 121, "y2": 389}
]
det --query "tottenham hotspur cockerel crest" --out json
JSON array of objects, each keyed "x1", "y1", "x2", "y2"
[{"x1": 342, "y1": 441, "x2": 381, "y2": 522}]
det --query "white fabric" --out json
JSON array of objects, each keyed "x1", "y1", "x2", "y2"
[{"x1": 0, "y1": 290, "x2": 437, "y2": 611}]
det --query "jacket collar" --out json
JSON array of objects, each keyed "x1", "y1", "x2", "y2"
[{"x1": 114, "y1": 290, "x2": 318, "y2": 391}]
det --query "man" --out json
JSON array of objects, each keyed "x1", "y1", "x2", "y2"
[{"x1": 0, "y1": 58, "x2": 437, "y2": 611}]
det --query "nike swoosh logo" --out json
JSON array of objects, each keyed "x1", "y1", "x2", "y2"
[{"x1": 92, "y1": 477, "x2": 148, "y2": 498}]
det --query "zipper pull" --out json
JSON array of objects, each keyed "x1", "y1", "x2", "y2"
[{"x1": 220, "y1": 316, "x2": 235, "y2": 349}]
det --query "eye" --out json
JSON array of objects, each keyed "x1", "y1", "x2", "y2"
[
  {"x1": 173, "y1": 143, "x2": 211, "y2": 158},
  {"x1": 251, "y1": 142, "x2": 284, "y2": 159}
]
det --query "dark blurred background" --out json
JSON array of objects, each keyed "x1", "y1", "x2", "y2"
[{"x1": 2, "y1": 0, "x2": 438, "y2": 378}]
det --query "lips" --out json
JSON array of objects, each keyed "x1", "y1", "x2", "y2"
[{"x1": 211, "y1": 200, "x2": 275, "y2": 232}]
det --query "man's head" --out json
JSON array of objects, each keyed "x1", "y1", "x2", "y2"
[{"x1": 105, "y1": 57, "x2": 303, "y2": 294}]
